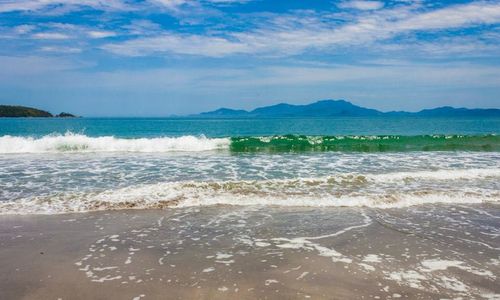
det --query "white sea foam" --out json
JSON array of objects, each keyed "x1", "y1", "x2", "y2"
[
  {"x1": 0, "y1": 168, "x2": 498, "y2": 214},
  {"x1": 368, "y1": 168, "x2": 500, "y2": 181},
  {"x1": 0, "y1": 133, "x2": 230, "y2": 153}
]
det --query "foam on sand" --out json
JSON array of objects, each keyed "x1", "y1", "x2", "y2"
[{"x1": 0, "y1": 168, "x2": 498, "y2": 214}]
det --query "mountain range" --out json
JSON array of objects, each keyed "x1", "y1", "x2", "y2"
[{"x1": 196, "y1": 100, "x2": 500, "y2": 118}]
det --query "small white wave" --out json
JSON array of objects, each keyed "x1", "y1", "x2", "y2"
[
  {"x1": 1, "y1": 187, "x2": 495, "y2": 215},
  {"x1": 369, "y1": 168, "x2": 500, "y2": 182},
  {"x1": 0, "y1": 133, "x2": 230, "y2": 153},
  {"x1": 1, "y1": 169, "x2": 498, "y2": 214}
]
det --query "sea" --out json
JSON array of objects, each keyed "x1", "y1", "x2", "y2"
[{"x1": 0, "y1": 116, "x2": 499, "y2": 214}]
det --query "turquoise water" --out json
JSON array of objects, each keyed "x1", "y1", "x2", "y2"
[
  {"x1": 0, "y1": 117, "x2": 499, "y2": 214},
  {"x1": 1, "y1": 117, "x2": 499, "y2": 137}
]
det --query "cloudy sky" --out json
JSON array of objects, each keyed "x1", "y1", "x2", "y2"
[{"x1": 0, "y1": 0, "x2": 499, "y2": 116}]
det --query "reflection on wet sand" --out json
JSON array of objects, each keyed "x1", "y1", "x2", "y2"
[{"x1": 1, "y1": 204, "x2": 499, "y2": 299}]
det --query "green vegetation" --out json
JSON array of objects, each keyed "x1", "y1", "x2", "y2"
[
  {"x1": 0, "y1": 105, "x2": 78, "y2": 118},
  {"x1": 56, "y1": 112, "x2": 77, "y2": 118},
  {"x1": 0, "y1": 105, "x2": 53, "y2": 117}
]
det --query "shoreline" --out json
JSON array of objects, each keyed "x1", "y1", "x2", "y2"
[{"x1": 1, "y1": 204, "x2": 499, "y2": 299}]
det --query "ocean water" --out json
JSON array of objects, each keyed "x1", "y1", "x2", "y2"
[{"x1": 0, "y1": 117, "x2": 499, "y2": 214}]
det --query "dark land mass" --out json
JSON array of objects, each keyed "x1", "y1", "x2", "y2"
[
  {"x1": 196, "y1": 99, "x2": 500, "y2": 118},
  {"x1": 0, "y1": 105, "x2": 78, "y2": 118},
  {"x1": 55, "y1": 112, "x2": 78, "y2": 118}
]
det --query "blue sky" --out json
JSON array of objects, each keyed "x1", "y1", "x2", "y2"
[{"x1": 0, "y1": 0, "x2": 499, "y2": 116}]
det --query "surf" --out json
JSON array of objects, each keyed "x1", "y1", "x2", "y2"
[
  {"x1": 0, "y1": 133, "x2": 499, "y2": 153},
  {"x1": 230, "y1": 134, "x2": 500, "y2": 152},
  {"x1": 0, "y1": 133, "x2": 230, "y2": 153},
  {"x1": 1, "y1": 169, "x2": 498, "y2": 214}
]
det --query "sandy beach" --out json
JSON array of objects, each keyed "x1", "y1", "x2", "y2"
[
  {"x1": 2, "y1": 0, "x2": 500, "y2": 298},
  {"x1": 1, "y1": 204, "x2": 499, "y2": 299}
]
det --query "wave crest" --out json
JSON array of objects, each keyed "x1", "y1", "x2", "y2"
[
  {"x1": 230, "y1": 134, "x2": 500, "y2": 152},
  {"x1": 0, "y1": 133, "x2": 498, "y2": 153},
  {"x1": 0, "y1": 133, "x2": 230, "y2": 153}
]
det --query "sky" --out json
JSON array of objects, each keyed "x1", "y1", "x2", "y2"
[{"x1": 0, "y1": 0, "x2": 499, "y2": 116}]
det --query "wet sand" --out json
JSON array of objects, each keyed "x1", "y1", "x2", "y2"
[{"x1": 1, "y1": 204, "x2": 499, "y2": 299}]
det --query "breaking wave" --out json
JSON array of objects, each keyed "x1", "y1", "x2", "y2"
[
  {"x1": 0, "y1": 133, "x2": 498, "y2": 154},
  {"x1": 230, "y1": 134, "x2": 500, "y2": 152},
  {"x1": 0, "y1": 133, "x2": 230, "y2": 153}
]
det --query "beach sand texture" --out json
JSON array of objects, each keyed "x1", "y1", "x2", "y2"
[{"x1": 1, "y1": 205, "x2": 499, "y2": 299}]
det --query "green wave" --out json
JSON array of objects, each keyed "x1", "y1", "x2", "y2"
[{"x1": 229, "y1": 134, "x2": 500, "y2": 152}]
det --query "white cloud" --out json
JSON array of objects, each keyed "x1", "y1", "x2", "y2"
[
  {"x1": 148, "y1": 0, "x2": 190, "y2": 9},
  {"x1": 2, "y1": 0, "x2": 500, "y2": 62},
  {"x1": 149, "y1": 0, "x2": 250, "y2": 7},
  {"x1": 8, "y1": 24, "x2": 118, "y2": 41},
  {"x1": 0, "y1": 0, "x2": 48, "y2": 12},
  {"x1": 122, "y1": 20, "x2": 163, "y2": 35},
  {"x1": 396, "y1": 1, "x2": 500, "y2": 31},
  {"x1": 0, "y1": 0, "x2": 128, "y2": 13},
  {"x1": 0, "y1": 0, "x2": 236, "y2": 14},
  {"x1": 32, "y1": 32, "x2": 70, "y2": 40},
  {"x1": 40, "y1": 46, "x2": 82, "y2": 53},
  {"x1": 14, "y1": 25, "x2": 37, "y2": 34},
  {"x1": 103, "y1": 33, "x2": 250, "y2": 57},
  {"x1": 338, "y1": 1, "x2": 384, "y2": 11},
  {"x1": 379, "y1": 35, "x2": 500, "y2": 57},
  {"x1": 206, "y1": 0, "x2": 252, "y2": 4},
  {"x1": 87, "y1": 30, "x2": 116, "y2": 38},
  {"x1": 0, "y1": 0, "x2": 249, "y2": 14},
  {"x1": 101, "y1": 1, "x2": 500, "y2": 58}
]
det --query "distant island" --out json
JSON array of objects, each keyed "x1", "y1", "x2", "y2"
[
  {"x1": 0, "y1": 105, "x2": 78, "y2": 118},
  {"x1": 195, "y1": 99, "x2": 500, "y2": 118}
]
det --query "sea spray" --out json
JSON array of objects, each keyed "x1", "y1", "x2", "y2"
[
  {"x1": 0, "y1": 133, "x2": 498, "y2": 153},
  {"x1": 0, "y1": 133, "x2": 230, "y2": 153}
]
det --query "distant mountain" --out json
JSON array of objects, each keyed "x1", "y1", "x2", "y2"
[
  {"x1": 195, "y1": 100, "x2": 500, "y2": 118},
  {"x1": 199, "y1": 108, "x2": 249, "y2": 117},
  {"x1": 250, "y1": 100, "x2": 382, "y2": 117},
  {"x1": 0, "y1": 105, "x2": 78, "y2": 118},
  {"x1": 198, "y1": 100, "x2": 382, "y2": 117},
  {"x1": 410, "y1": 106, "x2": 500, "y2": 117}
]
